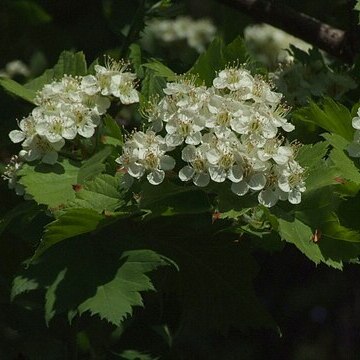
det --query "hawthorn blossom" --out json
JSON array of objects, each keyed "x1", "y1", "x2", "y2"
[
  {"x1": 115, "y1": 131, "x2": 175, "y2": 185},
  {"x1": 179, "y1": 144, "x2": 211, "y2": 187}
]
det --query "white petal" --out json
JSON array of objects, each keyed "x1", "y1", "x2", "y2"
[
  {"x1": 182, "y1": 145, "x2": 196, "y2": 162},
  {"x1": 62, "y1": 126, "x2": 77, "y2": 140},
  {"x1": 128, "y1": 163, "x2": 145, "y2": 178},
  {"x1": 288, "y1": 190, "x2": 302, "y2": 204},
  {"x1": 258, "y1": 189, "x2": 278, "y2": 207},
  {"x1": 78, "y1": 123, "x2": 96, "y2": 138},
  {"x1": 228, "y1": 165, "x2": 243, "y2": 183},
  {"x1": 160, "y1": 155, "x2": 175, "y2": 170},
  {"x1": 352, "y1": 117, "x2": 360, "y2": 130},
  {"x1": 185, "y1": 132, "x2": 202, "y2": 145},
  {"x1": 179, "y1": 166, "x2": 195, "y2": 181},
  {"x1": 206, "y1": 149, "x2": 221, "y2": 165},
  {"x1": 231, "y1": 180, "x2": 249, "y2": 196},
  {"x1": 9, "y1": 130, "x2": 25, "y2": 143},
  {"x1": 209, "y1": 166, "x2": 226, "y2": 182},
  {"x1": 119, "y1": 89, "x2": 140, "y2": 104},
  {"x1": 248, "y1": 173, "x2": 266, "y2": 190},
  {"x1": 193, "y1": 173, "x2": 210, "y2": 187},
  {"x1": 147, "y1": 169, "x2": 165, "y2": 185},
  {"x1": 165, "y1": 133, "x2": 183, "y2": 147},
  {"x1": 278, "y1": 176, "x2": 291, "y2": 192}
]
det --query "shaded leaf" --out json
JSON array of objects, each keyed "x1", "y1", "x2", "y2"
[
  {"x1": 18, "y1": 158, "x2": 80, "y2": 208},
  {"x1": 293, "y1": 98, "x2": 353, "y2": 141},
  {"x1": 77, "y1": 146, "x2": 113, "y2": 184}
]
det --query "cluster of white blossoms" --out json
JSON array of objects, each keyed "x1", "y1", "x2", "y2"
[
  {"x1": 347, "y1": 108, "x2": 360, "y2": 157},
  {"x1": 145, "y1": 16, "x2": 216, "y2": 53},
  {"x1": 8, "y1": 58, "x2": 139, "y2": 165},
  {"x1": 0, "y1": 60, "x2": 31, "y2": 79},
  {"x1": 116, "y1": 66, "x2": 306, "y2": 207}
]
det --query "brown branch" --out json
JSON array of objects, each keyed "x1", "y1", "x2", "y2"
[{"x1": 217, "y1": 0, "x2": 358, "y2": 63}]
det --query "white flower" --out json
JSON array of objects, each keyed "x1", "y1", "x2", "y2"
[
  {"x1": 64, "y1": 104, "x2": 99, "y2": 138},
  {"x1": 35, "y1": 114, "x2": 77, "y2": 143},
  {"x1": 94, "y1": 58, "x2": 139, "y2": 104},
  {"x1": 81, "y1": 75, "x2": 101, "y2": 96},
  {"x1": 257, "y1": 138, "x2": 293, "y2": 165},
  {"x1": 9, "y1": 116, "x2": 37, "y2": 144},
  {"x1": 231, "y1": 109, "x2": 278, "y2": 144},
  {"x1": 165, "y1": 111, "x2": 205, "y2": 147},
  {"x1": 277, "y1": 161, "x2": 306, "y2": 204},
  {"x1": 205, "y1": 135, "x2": 243, "y2": 183},
  {"x1": 250, "y1": 76, "x2": 282, "y2": 106},
  {"x1": 213, "y1": 67, "x2": 254, "y2": 94},
  {"x1": 179, "y1": 144, "x2": 211, "y2": 187},
  {"x1": 19, "y1": 135, "x2": 65, "y2": 164},
  {"x1": 116, "y1": 131, "x2": 175, "y2": 185},
  {"x1": 187, "y1": 19, "x2": 216, "y2": 53},
  {"x1": 230, "y1": 156, "x2": 268, "y2": 196},
  {"x1": 110, "y1": 73, "x2": 139, "y2": 104}
]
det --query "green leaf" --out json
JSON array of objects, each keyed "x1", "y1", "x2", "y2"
[
  {"x1": 329, "y1": 148, "x2": 360, "y2": 184},
  {"x1": 0, "y1": 78, "x2": 36, "y2": 103},
  {"x1": 25, "y1": 51, "x2": 87, "y2": 92},
  {"x1": 18, "y1": 158, "x2": 81, "y2": 208},
  {"x1": 292, "y1": 98, "x2": 353, "y2": 141},
  {"x1": 189, "y1": 36, "x2": 250, "y2": 86},
  {"x1": 37, "y1": 208, "x2": 106, "y2": 258},
  {"x1": 188, "y1": 37, "x2": 225, "y2": 86},
  {"x1": 322, "y1": 132, "x2": 350, "y2": 150},
  {"x1": 101, "y1": 115, "x2": 123, "y2": 147},
  {"x1": 11, "y1": 275, "x2": 39, "y2": 301},
  {"x1": 69, "y1": 174, "x2": 126, "y2": 213},
  {"x1": 296, "y1": 141, "x2": 342, "y2": 194},
  {"x1": 142, "y1": 61, "x2": 176, "y2": 80},
  {"x1": 141, "y1": 68, "x2": 167, "y2": 104},
  {"x1": 13, "y1": 234, "x2": 174, "y2": 327},
  {"x1": 296, "y1": 141, "x2": 329, "y2": 169},
  {"x1": 77, "y1": 146, "x2": 113, "y2": 184},
  {"x1": 77, "y1": 249, "x2": 172, "y2": 326},
  {"x1": 129, "y1": 43, "x2": 145, "y2": 78},
  {"x1": 275, "y1": 209, "x2": 343, "y2": 269}
]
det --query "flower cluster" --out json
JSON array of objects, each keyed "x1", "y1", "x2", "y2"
[
  {"x1": 145, "y1": 16, "x2": 216, "y2": 53},
  {"x1": 117, "y1": 66, "x2": 306, "y2": 207},
  {"x1": 8, "y1": 58, "x2": 139, "y2": 165},
  {"x1": 347, "y1": 108, "x2": 360, "y2": 158},
  {"x1": 0, "y1": 60, "x2": 30, "y2": 79}
]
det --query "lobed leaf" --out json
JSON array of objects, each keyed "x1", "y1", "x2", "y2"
[{"x1": 293, "y1": 98, "x2": 353, "y2": 141}]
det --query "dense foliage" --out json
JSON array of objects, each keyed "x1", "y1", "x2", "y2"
[{"x1": 2, "y1": 0, "x2": 360, "y2": 359}]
